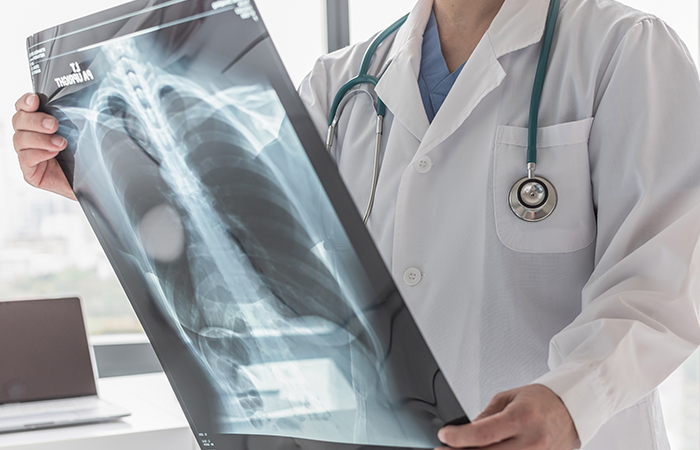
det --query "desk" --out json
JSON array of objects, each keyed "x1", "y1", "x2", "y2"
[{"x1": 0, "y1": 373, "x2": 198, "y2": 450}]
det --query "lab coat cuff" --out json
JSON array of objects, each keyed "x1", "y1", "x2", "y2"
[{"x1": 533, "y1": 363, "x2": 611, "y2": 448}]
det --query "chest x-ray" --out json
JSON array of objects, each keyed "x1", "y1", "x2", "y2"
[{"x1": 27, "y1": 1, "x2": 468, "y2": 449}]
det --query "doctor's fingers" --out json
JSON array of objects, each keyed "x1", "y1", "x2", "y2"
[
  {"x1": 474, "y1": 390, "x2": 517, "y2": 421},
  {"x1": 13, "y1": 130, "x2": 66, "y2": 155},
  {"x1": 435, "y1": 435, "x2": 547, "y2": 450},
  {"x1": 12, "y1": 109, "x2": 59, "y2": 135},
  {"x1": 14, "y1": 93, "x2": 40, "y2": 113},
  {"x1": 16, "y1": 153, "x2": 76, "y2": 200},
  {"x1": 437, "y1": 385, "x2": 578, "y2": 450},
  {"x1": 437, "y1": 408, "x2": 524, "y2": 448},
  {"x1": 18, "y1": 148, "x2": 60, "y2": 171}
]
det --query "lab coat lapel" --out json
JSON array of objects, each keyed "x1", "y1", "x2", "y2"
[
  {"x1": 414, "y1": 0, "x2": 552, "y2": 160},
  {"x1": 417, "y1": 35, "x2": 506, "y2": 158},
  {"x1": 375, "y1": 0, "x2": 432, "y2": 142}
]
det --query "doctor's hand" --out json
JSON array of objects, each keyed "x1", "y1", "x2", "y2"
[
  {"x1": 12, "y1": 93, "x2": 75, "y2": 200},
  {"x1": 437, "y1": 384, "x2": 579, "y2": 450}
]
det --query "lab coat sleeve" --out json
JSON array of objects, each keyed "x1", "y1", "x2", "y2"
[{"x1": 533, "y1": 18, "x2": 700, "y2": 447}]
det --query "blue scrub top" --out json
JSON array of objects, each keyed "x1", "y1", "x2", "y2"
[{"x1": 418, "y1": 12, "x2": 466, "y2": 122}]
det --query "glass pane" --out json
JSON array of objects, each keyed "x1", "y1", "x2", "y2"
[
  {"x1": 256, "y1": 0, "x2": 326, "y2": 87},
  {"x1": 349, "y1": 0, "x2": 416, "y2": 45},
  {"x1": 0, "y1": 195, "x2": 143, "y2": 335},
  {"x1": 659, "y1": 351, "x2": 700, "y2": 450},
  {"x1": 619, "y1": 0, "x2": 699, "y2": 67}
]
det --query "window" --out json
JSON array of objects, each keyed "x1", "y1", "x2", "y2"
[
  {"x1": 660, "y1": 350, "x2": 700, "y2": 450},
  {"x1": 621, "y1": 0, "x2": 699, "y2": 67},
  {"x1": 349, "y1": 0, "x2": 416, "y2": 45},
  {"x1": 256, "y1": 0, "x2": 326, "y2": 87}
]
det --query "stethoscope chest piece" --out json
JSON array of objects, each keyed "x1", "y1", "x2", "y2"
[{"x1": 509, "y1": 175, "x2": 557, "y2": 222}]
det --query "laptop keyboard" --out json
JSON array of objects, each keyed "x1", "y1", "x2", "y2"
[{"x1": 0, "y1": 397, "x2": 98, "y2": 419}]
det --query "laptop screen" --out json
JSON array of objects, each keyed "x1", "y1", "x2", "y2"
[{"x1": 0, "y1": 298, "x2": 97, "y2": 405}]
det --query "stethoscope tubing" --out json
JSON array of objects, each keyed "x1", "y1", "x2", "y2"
[
  {"x1": 328, "y1": 0, "x2": 561, "y2": 223},
  {"x1": 327, "y1": 14, "x2": 409, "y2": 128},
  {"x1": 528, "y1": 0, "x2": 561, "y2": 168}
]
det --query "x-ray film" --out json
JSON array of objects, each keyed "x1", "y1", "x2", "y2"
[{"x1": 27, "y1": 1, "x2": 468, "y2": 448}]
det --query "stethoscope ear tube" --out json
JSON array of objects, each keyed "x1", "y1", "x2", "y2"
[
  {"x1": 325, "y1": 14, "x2": 407, "y2": 224},
  {"x1": 325, "y1": 88, "x2": 385, "y2": 225}
]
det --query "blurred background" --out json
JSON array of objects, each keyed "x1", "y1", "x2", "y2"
[{"x1": 0, "y1": 0, "x2": 697, "y2": 448}]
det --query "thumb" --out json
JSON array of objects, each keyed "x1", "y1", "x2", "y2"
[{"x1": 474, "y1": 391, "x2": 514, "y2": 421}]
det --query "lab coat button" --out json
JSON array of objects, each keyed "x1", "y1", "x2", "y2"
[
  {"x1": 414, "y1": 157, "x2": 432, "y2": 173},
  {"x1": 403, "y1": 268, "x2": 422, "y2": 286}
]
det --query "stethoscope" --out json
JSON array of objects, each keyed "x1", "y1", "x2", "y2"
[{"x1": 326, "y1": 0, "x2": 561, "y2": 223}]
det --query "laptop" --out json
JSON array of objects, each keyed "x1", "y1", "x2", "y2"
[
  {"x1": 0, "y1": 297, "x2": 130, "y2": 433},
  {"x1": 27, "y1": 1, "x2": 469, "y2": 448}
]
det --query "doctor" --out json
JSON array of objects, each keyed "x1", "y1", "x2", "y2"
[
  {"x1": 301, "y1": 0, "x2": 700, "y2": 448},
  {"x1": 10, "y1": 0, "x2": 700, "y2": 448}
]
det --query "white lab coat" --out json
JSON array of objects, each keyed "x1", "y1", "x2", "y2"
[{"x1": 298, "y1": 0, "x2": 700, "y2": 448}]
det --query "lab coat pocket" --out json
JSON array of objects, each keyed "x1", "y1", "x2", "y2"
[{"x1": 493, "y1": 118, "x2": 596, "y2": 253}]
